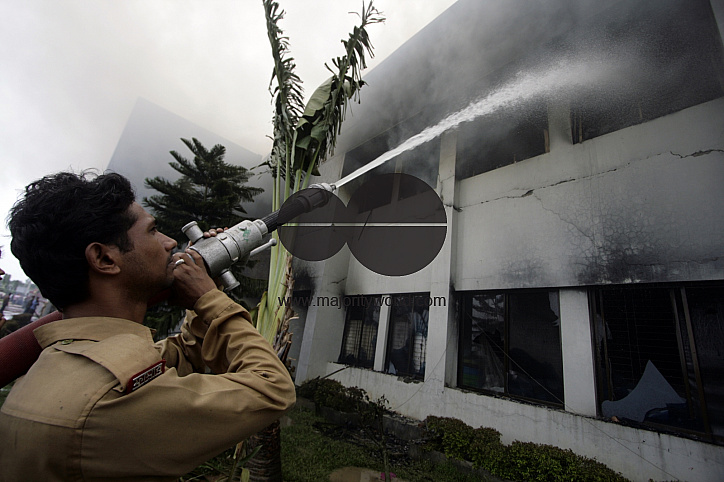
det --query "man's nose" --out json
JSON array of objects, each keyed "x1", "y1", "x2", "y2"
[{"x1": 163, "y1": 233, "x2": 177, "y2": 250}]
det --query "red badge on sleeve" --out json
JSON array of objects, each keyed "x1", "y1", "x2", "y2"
[{"x1": 126, "y1": 360, "x2": 166, "y2": 393}]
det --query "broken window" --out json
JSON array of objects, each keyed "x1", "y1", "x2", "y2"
[
  {"x1": 458, "y1": 290, "x2": 564, "y2": 406},
  {"x1": 338, "y1": 295, "x2": 381, "y2": 369},
  {"x1": 592, "y1": 283, "x2": 724, "y2": 443},
  {"x1": 570, "y1": 0, "x2": 724, "y2": 143},
  {"x1": 455, "y1": 99, "x2": 548, "y2": 180},
  {"x1": 341, "y1": 111, "x2": 440, "y2": 212},
  {"x1": 385, "y1": 293, "x2": 429, "y2": 380}
]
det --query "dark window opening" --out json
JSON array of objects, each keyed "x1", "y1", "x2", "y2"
[
  {"x1": 458, "y1": 289, "x2": 563, "y2": 406},
  {"x1": 455, "y1": 100, "x2": 548, "y2": 180},
  {"x1": 592, "y1": 283, "x2": 724, "y2": 443},
  {"x1": 341, "y1": 112, "x2": 440, "y2": 212},
  {"x1": 571, "y1": 0, "x2": 724, "y2": 143},
  {"x1": 338, "y1": 295, "x2": 381, "y2": 369},
  {"x1": 385, "y1": 293, "x2": 429, "y2": 380}
]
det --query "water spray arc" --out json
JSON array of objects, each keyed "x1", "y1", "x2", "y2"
[{"x1": 335, "y1": 56, "x2": 616, "y2": 188}]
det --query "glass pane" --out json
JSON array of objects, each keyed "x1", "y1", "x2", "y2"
[
  {"x1": 460, "y1": 293, "x2": 505, "y2": 392},
  {"x1": 687, "y1": 287, "x2": 724, "y2": 438},
  {"x1": 359, "y1": 298, "x2": 381, "y2": 368},
  {"x1": 387, "y1": 295, "x2": 414, "y2": 376},
  {"x1": 339, "y1": 297, "x2": 379, "y2": 368},
  {"x1": 339, "y1": 303, "x2": 364, "y2": 364},
  {"x1": 410, "y1": 295, "x2": 429, "y2": 377},
  {"x1": 508, "y1": 291, "x2": 563, "y2": 404},
  {"x1": 386, "y1": 294, "x2": 428, "y2": 379}
]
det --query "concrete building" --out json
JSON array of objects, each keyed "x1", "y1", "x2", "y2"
[{"x1": 291, "y1": 0, "x2": 724, "y2": 480}]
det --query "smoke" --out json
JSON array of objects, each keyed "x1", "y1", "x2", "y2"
[{"x1": 335, "y1": 0, "x2": 723, "y2": 183}]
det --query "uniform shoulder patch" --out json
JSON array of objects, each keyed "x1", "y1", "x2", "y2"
[{"x1": 126, "y1": 360, "x2": 166, "y2": 394}]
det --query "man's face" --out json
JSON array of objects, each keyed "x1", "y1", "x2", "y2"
[{"x1": 121, "y1": 203, "x2": 178, "y2": 295}]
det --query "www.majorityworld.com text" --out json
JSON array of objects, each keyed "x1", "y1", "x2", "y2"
[{"x1": 277, "y1": 295, "x2": 447, "y2": 310}]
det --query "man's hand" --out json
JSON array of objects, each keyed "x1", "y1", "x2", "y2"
[
  {"x1": 169, "y1": 249, "x2": 217, "y2": 310},
  {"x1": 168, "y1": 227, "x2": 230, "y2": 309},
  {"x1": 201, "y1": 227, "x2": 228, "y2": 239}
]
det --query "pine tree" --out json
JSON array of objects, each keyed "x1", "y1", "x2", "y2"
[{"x1": 144, "y1": 137, "x2": 264, "y2": 244}]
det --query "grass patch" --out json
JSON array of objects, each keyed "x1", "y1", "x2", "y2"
[{"x1": 281, "y1": 406, "x2": 485, "y2": 482}]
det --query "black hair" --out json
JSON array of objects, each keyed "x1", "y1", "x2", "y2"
[{"x1": 7, "y1": 171, "x2": 136, "y2": 310}]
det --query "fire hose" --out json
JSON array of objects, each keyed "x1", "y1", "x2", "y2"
[{"x1": 0, "y1": 183, "x2": 335, "y2": 387}]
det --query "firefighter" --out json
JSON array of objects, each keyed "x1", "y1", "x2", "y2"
[{"x1": 0, "y1": 171, "x2": 295, "y2": 480}]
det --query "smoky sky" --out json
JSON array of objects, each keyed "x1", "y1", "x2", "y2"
[{"x1": 0, "y1": 0, "x2": 456, "y2": 281}]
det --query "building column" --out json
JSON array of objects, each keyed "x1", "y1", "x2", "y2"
[
  {"x1": 373, "y1": 296, "x2": 391, "y2": 372},
  {"x1": 559, "y1": 288, "x2": 598, "y2": 416},
  {"x1": 547, "y1": 101, "x2": 572, "y2": 151},
  {"x1": 424, "y1": 131, "x2": 458, "y2": 388},
  {"x1": 294, "y1": 247, "x2": 352, "y2": 383}
]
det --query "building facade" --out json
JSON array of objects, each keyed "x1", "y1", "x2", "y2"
[{"x1": 291, "y1": 0, "x2": 724, "y2": 480}]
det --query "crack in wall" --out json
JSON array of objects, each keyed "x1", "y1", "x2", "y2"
[
  {"x1": 670, "y1": 148, "x2": 724, "y2": 158},
  {"x1": 455, "y1": 147, "x2": 723, "y2": 211},
  {"x1": 457, "y1": 162, "x2": 634, "y2": 210},
  {"x1": 530, "y1": 192, "x2": 593, "y2": 242}
]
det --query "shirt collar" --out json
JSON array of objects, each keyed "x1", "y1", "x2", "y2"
[{"x1": 34, "y1": 317, "x2": 155, "y2": 349}]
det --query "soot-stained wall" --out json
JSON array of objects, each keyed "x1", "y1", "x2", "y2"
[{"x1": 455, "y1": 97, "x2": 724, "y2": 290}]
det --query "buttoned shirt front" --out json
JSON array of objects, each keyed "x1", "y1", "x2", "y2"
[{"x1": 0, "y1": 289, "x2": 295, "y2": 481}]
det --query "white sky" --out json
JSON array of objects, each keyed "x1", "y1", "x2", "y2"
[{"x1": 0, "y1": 0, "x2": 457, "y2": 281}]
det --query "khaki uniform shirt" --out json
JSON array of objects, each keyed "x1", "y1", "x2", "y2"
[{"x1": 0, "y1": 289, "x2": 295, "y2": 481}]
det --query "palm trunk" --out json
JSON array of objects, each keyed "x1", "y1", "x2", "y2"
[
  {"x1": 246, "y1": 419, "x2": 283, "y2": 482},
  {"x1": 248, "y1": 257, "x2": 294, "y2": 482}
]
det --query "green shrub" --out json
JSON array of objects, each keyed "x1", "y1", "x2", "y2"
[
  {"x1": 297, "y1": 378, "x2": 374, "y2": 419},
  {"x1": 423, "y1": 415, "x2": 629, "y2": 482},
  {"x1": 496, "y1": 441, "x2": 629, "y2": 482},
  {"x1": 469, "y1": 427, "x2": 505, "y2": 473},
  {"x1": 424, "y1": 416, "x2": 477, "y2": 461}
]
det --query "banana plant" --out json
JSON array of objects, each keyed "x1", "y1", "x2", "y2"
[
  {"x1": 244, "y1": 2, "x2": 383, "y2": 481},
  {"x1": 255, "y1": 0, "x2": 383, "y2": 359}
]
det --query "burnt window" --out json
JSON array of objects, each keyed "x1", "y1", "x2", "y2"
[
  {"x1": 341, "y1": 112, "x2": 440, "y2": 212},
  {"x1": 592, "y1": 283, "x2": 724, "y2": 443},
  {"x1": 385, "y1": 293, "x2": 429, "y2": 380},
  {"x1": 459, "y1": 290, "x2": 563, "y2": 406},
  {"x1": 338, "y1": 295, "x2": 381, "y2": 369},
  {"x1": 570, "y1": 0, "x2": 724, "y2": 143},
  {"x1": 455, "y1": 100, "x2": 548, "y2": 180}
]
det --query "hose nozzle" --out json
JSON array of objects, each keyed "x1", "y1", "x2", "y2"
[{"x1": 261, "y1": 183, "x2": 336, "y2": 232}]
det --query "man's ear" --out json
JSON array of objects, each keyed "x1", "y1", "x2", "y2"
[{"x1": 85, "y1": 242, "x2": 122, "y2": 276}]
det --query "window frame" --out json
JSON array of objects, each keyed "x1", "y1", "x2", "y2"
[
  {"x1": 337, "y1": 295, "x2": 382, "y2": 369},
  {"x1": 590, "y1": 282, "x2": 724, "y2": 444},
  {"x1": 384, "y1": 292, "x2": 430, "y2": 380},
  {"x1": 457, "y1": 289, "x2": 564, "y2": 408}
]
